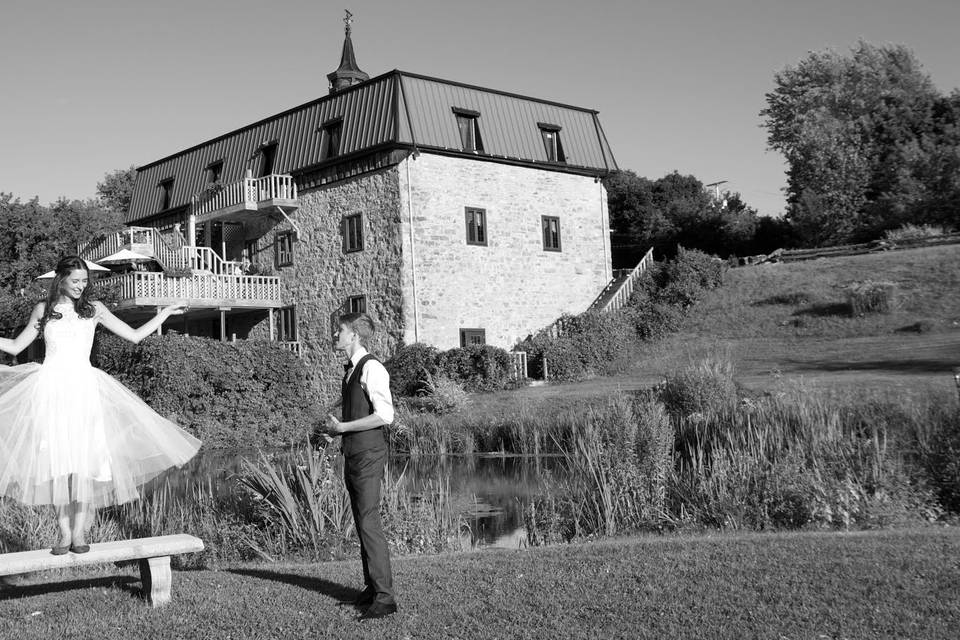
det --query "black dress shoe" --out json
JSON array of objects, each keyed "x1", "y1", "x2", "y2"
[
  {"x1": 352, "y1": 589, "x2": 376, "y2": 607},
  {"x1": 69, "y1": 543, "x2": 90, "y2": 554},
  {"x1": 50, "y1": 545, "x2": 70, "y2": 556},
  {"x1": 359, "y1": 601, "x2": 397, "y2": 621}
]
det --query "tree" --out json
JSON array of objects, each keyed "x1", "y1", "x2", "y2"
[
  {"x1": 761, "y1": 41, "x2": 953, "y2": 246},
  {"x1": 96, "y1": 166, "x2": 138, "y2": 217},
  {"x1": 605, "y1": 170, "x2": 764, "y2": 262}
]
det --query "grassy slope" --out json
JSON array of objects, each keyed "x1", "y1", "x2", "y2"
[
  {"x1": 474, "y1": 244, "x2": 960, "y2": 414},
  {"x1": 2, "y1": 527, "x2": 958, "y2": 639}
]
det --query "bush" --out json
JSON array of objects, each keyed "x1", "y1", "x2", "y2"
[
  {"x1": 656, "y1": 247, "x2": 727, "y2": 309},
  {"x1": 660, "y1": 356, "x2": 738, "y2": 420},
  {"x1": 631, "y1": 301, "x2": 685, "y2": 341},
  {"x1": 437, "y1": 344, "x2": 512, "y2": 392},
  {"x1": 94, "y1": 333, "x2": 319, "y2": 448},
  {"x1": 384, "y1": 343, "x2": 440, "y2": 397},
  {"x1": 414, "y1": 373, "x2": 470, "y2": 415},
  {"x1": 847, "y1": 281, "x2": 898, "y2": 315}
]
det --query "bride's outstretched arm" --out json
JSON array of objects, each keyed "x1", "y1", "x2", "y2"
[
  {"x1": 0, "y1": 304, "x2": 43, "y2": 356},
  {"x1": 95, "y1": 301, "x2": 188, "y2": 344}
]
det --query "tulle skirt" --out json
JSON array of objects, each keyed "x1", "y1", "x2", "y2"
[{"x1": 0, "y1": 361, "x2": 201, "y2": 507}]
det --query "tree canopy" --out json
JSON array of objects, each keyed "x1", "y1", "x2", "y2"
[
  {"x1": 762, "y1": 40, "x2": 960, "y2": 246},
  {"x1": 605, "y1": 170, "x2": 766, "y2": 265}
]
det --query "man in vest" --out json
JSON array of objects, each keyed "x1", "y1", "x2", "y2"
[{"x1": 323, "y1": 312, "x2": 397, "y2": 620}]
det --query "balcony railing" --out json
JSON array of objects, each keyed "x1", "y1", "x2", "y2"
[
  {"x1": 101, "y1": 272, "x2": 283, "y2": 309},
  {"x1": 191, "y1": 174, "x2": 298, "y2": 221}
]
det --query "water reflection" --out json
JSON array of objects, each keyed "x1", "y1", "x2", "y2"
[{"x1": 149, "y1": 449, "x2": 563, "y2": 549}]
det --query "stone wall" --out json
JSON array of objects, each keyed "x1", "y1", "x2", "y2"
[
  {"x1": 243, "y1": 167, "x2": 405, "y2": 400},
  {"x1": 396, "y1": 153, "x2": 612, "y2": 349}
]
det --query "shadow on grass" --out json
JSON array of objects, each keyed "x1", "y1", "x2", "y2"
[
  {"x1": 227, "y1": 568, "x2": 360, "y2": 606},
  {"x1": 784, "y1": 358, "x2": 957, "y2": 374},
  {"x1": 754, "y1": 292, "x2": 812, "y2": 306},
  {"x1": 0, "y1": 575, "x2": 139, "y2": 601},
  {"x1": 792, "y1": 302, "x2": 852, "y2": 317}
]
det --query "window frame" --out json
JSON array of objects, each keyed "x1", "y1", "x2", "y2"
[
  {"x1": 464, "y1": 207, "x2": 488, "y2": 246},
  {"x1": 537, "y1": 122, "x2": 566, "y2": 163},
  {"x1": 342, "y1": 213, "x2": 364, "y2": 253},
  {"x1": 541, "y1": 215, "x2": 562, "y2": 252},
  {"x1": 205, "y1": 160, "x2": 224, "y2": 184},
  {"x1": 320, "y1": 117, "x2": 344, "y2": 160},
  {"x1": 275, "y1": 231, "x2": 294, "y2": 267},
  {"x1": 158, "y1": 177, "x2": 175, "y2": 211},
  {"x1": 452, "y1": 107, "x2": 484, "y2": 153},
  {"x1": 346, "y1": 294, "x2": 367, "y2": 314},
  {"x1": 278, "y1": 305, "x2": 297, "y2": 342},
  {"x1": 459, "y1": 328, "x2": 486, "y2": 347}
]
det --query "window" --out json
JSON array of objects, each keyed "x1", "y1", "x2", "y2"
[
  {"x1": 537, "y1": 123, "x2": 566, "y2": 163},
  {"x1": 275, "y1": 231, "x2": 294, "y2": 266},
  {"x1": 460, "y1": 328, "x2": 486, "y2": 347},
  {"x1": 158, "y1": 178, "x2": 174, "y2": 211},
  {"x1": 465, "y1": 207, "x2": 487, "y2": 246},
  {"x1": 347, "y1": 295, "x2": 367, "y2": 314},
  {"x1": 206, "y1": 160, "x2": 224, "y2": 184},
  {"x1": 278, "y1": 306, "x2": 297, "y2": 342},
  {"x1": 542, "y1": 216, "x2": 561, "y2": 252},
  {"x1": 453, "y1": 108, "x2": 484, "y2": 153},
  {"x1": 343, "y1": 213, "x2": 363, "y2": 253},
  {"x1": 259, "y1": 142, "x2": 278, "y2": 177},
  {"x1": 321, "y1": 118, "x2": 343, "y2": 160}
]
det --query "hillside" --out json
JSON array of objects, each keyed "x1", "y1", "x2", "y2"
[{"x1": 485, "y1": 244, "x2": 960, "y2": 408}]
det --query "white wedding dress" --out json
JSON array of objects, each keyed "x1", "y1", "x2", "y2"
[{"x1": 0, "y1": 303, "x2": 201, "y2": 507}]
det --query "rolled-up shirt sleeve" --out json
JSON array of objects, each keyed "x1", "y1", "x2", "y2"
[{"x1": 360, "y1": 359, "x2": 395, "y2": 425}]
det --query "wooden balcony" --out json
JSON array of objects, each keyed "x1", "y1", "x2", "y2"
[
  {"x1": 191, "y1": 174, "x2": 299, "y2": 225},
  {"x1": 101, "y1": 272, "x2": 283, "y2": 310}
]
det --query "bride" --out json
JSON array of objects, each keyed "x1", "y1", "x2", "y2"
[{"x1": 0, "y1": 255, "x2": 201, "y2": 555}]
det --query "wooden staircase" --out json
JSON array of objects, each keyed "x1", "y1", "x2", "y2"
[
  {"x1": 79, "y1": 226, "x2": 241, "y2": 276},
  {"x1": 587, "y1": 247, "x2": 655, "y2": 312}
]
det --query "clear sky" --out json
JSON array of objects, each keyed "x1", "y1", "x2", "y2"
[{"x1": 2, "y1": 0, "x2": 959, "y2": 217}]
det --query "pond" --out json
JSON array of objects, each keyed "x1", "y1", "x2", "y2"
[{"x1": 146, "y1": 448, "x2": 564, "y2": 549}]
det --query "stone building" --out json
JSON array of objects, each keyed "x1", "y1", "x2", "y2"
[{"x1": 80, "y1": 23, "x2": 620, "y2": 382}]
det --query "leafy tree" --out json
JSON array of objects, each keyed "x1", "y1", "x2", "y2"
[
  {"x1": 761, "y1": 40, "x2": 955, "y2": 245},
  {"x1": 96, "y1": 166, "x2": 137, "y2": 217}
]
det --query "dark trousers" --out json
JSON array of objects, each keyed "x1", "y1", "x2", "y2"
[{"x1": 344, "y1": 446, "x2": 394, "y2": 604}]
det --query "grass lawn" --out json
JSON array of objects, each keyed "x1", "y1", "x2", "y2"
[
  {"x1": 1, "y1": 527, "x2": 958, "y2": 639},
  {"x1": 473, "y1": 244, "x2": 960, "y2": 415}
]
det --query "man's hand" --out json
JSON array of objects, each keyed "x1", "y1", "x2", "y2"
[
  {"x1": 309, "y1": 423, "x2": 334, "y2": 448},
  {"x1": 326, "y1": 414, "x2": 344, "y2": 435}
]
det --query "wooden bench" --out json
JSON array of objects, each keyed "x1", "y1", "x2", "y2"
[{"x1": 0, "y1": 534, "x2": 204, "y2": 607}]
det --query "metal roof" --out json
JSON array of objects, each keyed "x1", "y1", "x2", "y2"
[{"x1": 129, "y1": 71, "x2": 618, "y2": 223}]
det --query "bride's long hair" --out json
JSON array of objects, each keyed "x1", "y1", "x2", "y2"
[{"x1": 37, "y1": 256, "x2": 97, "y2": 335}]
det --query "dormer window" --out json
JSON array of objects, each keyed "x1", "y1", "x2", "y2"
[
  {"x1": 206, "y1": 160, "x2": 224, "y2": 184},
  {"x1": 158, "y1": 178, "x2": 174, "y2": 211},
  {"x1": 538, "y1": 123, "x2": 566, "y2": 163},
  {"x1": 258, "y1": 142, "x2": 278, "y2": 177},
  {"x1": 453, "y1": 108, "x2": 484, "y2": 153},
  {"x1": 321, "y1": 118, "x2": 343, "y2": 160}
]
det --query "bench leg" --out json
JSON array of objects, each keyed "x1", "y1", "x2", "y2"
[{"x1": 139, "y1": 556, "x2": 172, "y2": 607}]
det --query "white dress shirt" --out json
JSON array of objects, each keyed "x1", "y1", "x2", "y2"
[{"x1": 346, "y1": 347, "x2": 395, "y2": 424}]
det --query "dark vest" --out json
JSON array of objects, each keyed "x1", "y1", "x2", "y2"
[{"x1": 341, "y1": 354, "x2": 386, "y2": 457}]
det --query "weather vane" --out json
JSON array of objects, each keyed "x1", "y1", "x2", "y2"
[{"x1": 344, "y1": 9, "x2": 353, "y2": 36}]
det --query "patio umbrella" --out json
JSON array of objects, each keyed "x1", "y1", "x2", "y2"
[
  {"x1": 97, "y1": 248, "x2": 156, "y2": 264},
  {"x1": 34, "y1": 259, "x2": 111, "y2": 280}
]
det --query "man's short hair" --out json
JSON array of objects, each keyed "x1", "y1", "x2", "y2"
[{"x1": 339, "y1": 312, "x2": 376, "y2": 346}]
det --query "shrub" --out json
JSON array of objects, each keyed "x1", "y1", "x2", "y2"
[
  {"x1": 656, "y1": 247, "x2": 727, "y2": 309},
  {"x1": 847, "y1": 280, "x2": 897, "y2": 315},
  {"x1": 631, "y1": 301, "x2": 685, "y2": 341},
  {"x1": 417, "y1": 373, "x2": 470, "y2": 414},
  {"x1": 94, "y1": 333, "x2": 319, "y2": 448},
  {"x1": 437, "y1": 344, "x2": 512, "y2": 392},
  {"x1": 660, "y1": 356, "x2": 738, "y2": 420},
  {"x1": 384, "y1": 343, "x2": 440, "y2": 397}
]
